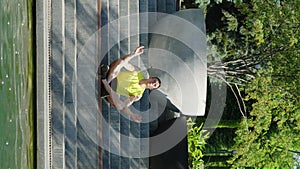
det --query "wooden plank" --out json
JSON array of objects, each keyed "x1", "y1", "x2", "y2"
[
  {"x1": 51, "y1": 0, "x2": 65, "y2": 165},
  {"x1": 64, "y1": 0, "x2": 77, "y2": 167}
]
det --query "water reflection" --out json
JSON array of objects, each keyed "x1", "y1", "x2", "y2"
[{"x1": 0, "y1": 0, "x2": 33, "y2": 168}]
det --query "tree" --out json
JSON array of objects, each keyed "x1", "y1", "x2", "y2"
[
  {"x1": 212, "y1": 0, "x2": 300, "y2": 167},
  {"x1": 205, "y1": 0, "x2": 299, "y2": 118},
  {"x1": 184, "y1": 0, "x2": 300, "y2": 167},
  {"x1": 206, "y1": 0, "x2": 299, "y2": 86},
  {"x1": 229, "y1": 67, "x2": 299, "y2": 168}
]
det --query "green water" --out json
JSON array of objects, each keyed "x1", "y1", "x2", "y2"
[{"x1": 0, "y1": 0, "x2": 34, "y2": 168}]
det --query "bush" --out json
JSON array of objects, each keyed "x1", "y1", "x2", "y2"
[{"x1": 187, "y1": 118, "x2": 209, "y2": 169}]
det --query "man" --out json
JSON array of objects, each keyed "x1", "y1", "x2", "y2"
[{"x1": 101, "y1": 46, "x2": 161, "y2": 122}]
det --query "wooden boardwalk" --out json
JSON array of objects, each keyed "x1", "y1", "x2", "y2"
[{"x1": 37, "y1": 0, "x2": 179, "y2": 168}]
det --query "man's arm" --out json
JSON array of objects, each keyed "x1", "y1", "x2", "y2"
[
  {"x1": 121, "y1": 46, "x2": 144, "y2": 63},
  {"x1": 122, "y1": 46, "x2": 144, "y2": 71},
  {"x1": 123, "y1": 96, "x2": 142, "y2": 108},
  {"x1": 124, "y1": 62, "x2": 141, "y2": 71}
]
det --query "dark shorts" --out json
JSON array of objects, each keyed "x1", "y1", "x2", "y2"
[{"x1": 110, "y1": 78, "x2": 117, "y2": 91}]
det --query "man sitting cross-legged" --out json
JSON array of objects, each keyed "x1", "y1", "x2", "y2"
[{"x1": 101, "y1": 46, "x2": 161, "y2": 122}]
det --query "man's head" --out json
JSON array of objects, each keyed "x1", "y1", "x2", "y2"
[{"x1": 146, "y1": 77, "x2": 161, "y2": 90}]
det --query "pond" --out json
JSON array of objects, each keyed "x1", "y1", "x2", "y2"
[{"x1": 0, "y1": 0, "x2": 34, "y2": 168}]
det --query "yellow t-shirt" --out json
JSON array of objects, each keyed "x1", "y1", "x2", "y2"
[{"x1": 116, "y1": 71, "x2": 145, "y2": 97}]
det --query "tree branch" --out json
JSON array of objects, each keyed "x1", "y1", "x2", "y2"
[{"x1": 214, "y1": 74, "x2": 247, "y2": 119}]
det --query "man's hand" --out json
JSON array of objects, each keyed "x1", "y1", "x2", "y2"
[
  {"x1": 131, "y1": 113, "x2": 142, "y2": 123},
  {"x1": 133, "y1": 46, "x2": 144, "y2": 56}
]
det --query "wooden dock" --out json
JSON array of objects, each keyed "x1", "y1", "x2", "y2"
[{"x1": 36, "y1": 0, "x2": 179, "y2": 168}]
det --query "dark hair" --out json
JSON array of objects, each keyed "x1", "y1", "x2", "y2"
[{"x1": 152, "y1": 77, "x2": 161, "y2": 89}]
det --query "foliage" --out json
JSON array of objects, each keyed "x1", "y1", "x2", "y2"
[
  {"x1": 229, "y1": 67, "x2": 300, "y2": 168},
  {"x1": 184, "y1": 0, "x2": 300, "y2": 167},
  {"x1": 187, "y1": 118, "x2": 209, "y2": 169},
  {"x1": 206, "y1": 0, "x2": 300, "y2": 85},
  {"x1": 207, "y1": 0, "x2": 300, "y2": 167}
]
